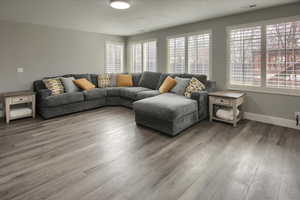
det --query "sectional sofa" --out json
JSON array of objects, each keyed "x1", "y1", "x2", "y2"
[{"x1": 33, "y1": 72, "x2": 216, "y2": 136}]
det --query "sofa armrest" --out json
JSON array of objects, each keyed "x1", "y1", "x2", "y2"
[
  {"x1": 206, "y1": 80, "x2": 217, "y2": 93},
  {"x1": 37, "y1": 89, "x2": 52, "y2": 100},
  {"x1": 191, "y1": 91, "x2": 208, "y2": 120}
]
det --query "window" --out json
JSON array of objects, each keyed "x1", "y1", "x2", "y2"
[
  {"x1": 143, "y1": 41, "x2": 157, "y2": 72},
  {"x1": 188, "y1": 33, "x2": 210, "y2": 75},
  {"x1": 228, "y1": 18, "x2": 300, "y2": 94},
  {"x1": 229, "y1": 26, "x2": 261, "y2": 86},
  {"x1": 168, "y1": 37, "x2": 185, "y2": 73},
  {"x1": 105, "y1": 42, "x2": 124, "y2": 73},
  {"x1": 131, "y1": 40, "x2": 157, "y2": 72},
  {"x1": 167, "y1": 32, "x2": 211, "y2": 77},
  {"x1": 131, "y1": 43, "x2": 142, "y2": 72},
  {"x1": 266, "y1": 21, "x2": 300, "y2": 89}
]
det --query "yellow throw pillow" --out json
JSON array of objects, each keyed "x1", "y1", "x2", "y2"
[
  {"x1": 73, "y1": 78, "x2": 96, "y2": 91},
  {"x1": 43, "y1": 78, "x2": 64, "y2": 96},
  {"x1": 117, "y1": 74, "x2": 133, "y2": 87},
  {"x1": 159, "y1": 76, "x2": 177, "y2": 93}
]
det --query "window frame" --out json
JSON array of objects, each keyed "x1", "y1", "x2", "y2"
[
  {"x1": 129, "y1": 39, "x2": 158, "y2": 72},
  {"x1": 105, "y1": 41, "x2": 124, "y2": 73},
  {"x1": 226, "y1": 16, "x2": 300, "y2": 96},
  {"x1": 166, "y1": 30, "x2": 212, "y2": 79}
]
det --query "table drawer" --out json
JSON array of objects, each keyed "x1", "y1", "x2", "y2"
[
  {"x1": 11, "y1": 96, "x2": 32, "y2": 104},
  {"x1": 211, "y1": 97, "x2": 232, "y2": 106}
]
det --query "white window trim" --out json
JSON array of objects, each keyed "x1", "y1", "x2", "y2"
[
  {"x1": 166, "y1": 30, "x2": 212, "y2": 79},
  {"x1": 129, "y1": 39, "x2": 158, "y2": 73},
  {"x1": 105, "y1": 41, "x2": 124, "y2": 73},
  {"x1": 226, "y1": 15, "x2": 300, "y2": 96}
]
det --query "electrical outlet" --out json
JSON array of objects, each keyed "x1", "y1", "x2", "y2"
[{"x1": 17, "y1": 67, "x2": 24, "y2": 73}]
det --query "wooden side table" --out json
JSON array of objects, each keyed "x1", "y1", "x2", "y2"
[
  {"x1": 3, "y1": 91, "x2": 36, "y2": 124},
  {"x1": 209, "y1": 91, "x2": 245, "y2": 127}
]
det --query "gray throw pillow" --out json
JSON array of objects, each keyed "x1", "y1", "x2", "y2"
[
  {"x1": 171, "y1": 77, "x2": 190, "y2": 95},
  {"x1": 60, "y1": 77, "x2": 80, "y2": 93}
]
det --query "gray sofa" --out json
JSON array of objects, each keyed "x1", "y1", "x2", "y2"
[{"x1": 33, "y1": 72, "x2": 216, "y2": 136}]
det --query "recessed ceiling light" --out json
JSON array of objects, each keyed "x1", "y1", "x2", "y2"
[{"x1": 110, "y1": 0, "x2": 130, "y2": 9}]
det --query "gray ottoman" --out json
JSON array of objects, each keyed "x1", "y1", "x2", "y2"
[{"x1": 133, "y1": 93, "x2": 199, "y2": 136}]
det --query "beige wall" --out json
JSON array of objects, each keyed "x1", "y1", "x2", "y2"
[
  {"x1": 0, "y1": 20, "x2": 125, "y2": 94},
  {"x1": 126, "y1": 3, "x2": 300, "y2": 120}
]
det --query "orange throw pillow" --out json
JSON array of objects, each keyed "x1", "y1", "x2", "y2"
[
  {"x1": 117, "y1": 74, "x2": 133, "y2": 87},
  {"x1": 73, "y1": 78, "x2": 95, "y2": 91},
  {"x1": 159, "y1": 76, "x2": 177, "y2": 93}
]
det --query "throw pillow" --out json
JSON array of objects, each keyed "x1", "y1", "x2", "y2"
[
  {"x1": 43, "y1": 78, "x2": 64, "y2": 96},
  {"x1": 117, "y1": 74, "x2": 133, "y2": 87},
  {"x1": 60, "y1": 77, "x2": 80, "y2": 93},
  {"x1": 73, "y1": 78, "x2": 96, "y2": 91},
  {"x1": 184, "y1": 77, "x2": 206, "y2": 97},
  {"x1": 98, "y1": 74, "x2": 111, "y2": 88},
  {"x1": 171, "y1": 77, "x2": 190, "y2": 95},
  {"x1": 159, "y1": 76, "x2": 177, "y2": 93}
]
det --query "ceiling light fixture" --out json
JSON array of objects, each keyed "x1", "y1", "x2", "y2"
[{"x1": 110, "y1": 0, "x2": 130, "y2": 9}]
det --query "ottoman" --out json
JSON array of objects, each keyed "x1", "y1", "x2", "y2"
[{"x1": 133, "y1": 93, "x2": 199, "y2": 136}]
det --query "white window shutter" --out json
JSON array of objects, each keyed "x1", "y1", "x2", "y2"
[
  {"x1": 105, "y1": 42, "x2": 124, "y2": 73},
  {"x1": 188, "y1": 33, "x2": 210, "y2": 76},
  {"x1": 131, "y1": 43, "x2": 143, "y2": 73},
  {"x1": 168, "y1": 37, "x2": 185, "y2": 73},
  {"x1": 229, "y1": 26, "x2": 262, "y2": 86},
  {"x1": 143, "y1": 41, "x2": 157, "y2": 72},
  {"x1": 266, "y1": 21, "x2": 300, "y2": 89}
]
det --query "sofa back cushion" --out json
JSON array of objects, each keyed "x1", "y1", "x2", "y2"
[
  {"x1": 131, "y1": 73, "x2": 142, "y2": 86},
  {"x1": 139, "y1": 72, "x2": 162, "y2": 90}
]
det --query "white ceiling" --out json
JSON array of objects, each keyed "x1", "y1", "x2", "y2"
[{"x1": 0, "y1": 0, "x2": 297, "y2": 36}]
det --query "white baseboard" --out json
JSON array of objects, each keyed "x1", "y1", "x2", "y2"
[{"x1": 244, "y1": 112, "x2": 300, "y2": 130}]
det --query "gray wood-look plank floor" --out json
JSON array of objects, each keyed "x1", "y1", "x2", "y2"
[{"x1": 0, "y1": 106, "x2": 299, "y2": 200}]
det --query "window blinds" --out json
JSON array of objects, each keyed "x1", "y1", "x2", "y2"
[
  {"x1": 188, "y1": 33, "x2": 210, "y2": 76},
  {"x1": 230, "y1": 26, "x2": 261, "y2": 86},
  {"x1": 105, "y1": 42, "x2": 124, "y2": 73},
  {"x1": 266, "y1": 21, "x2": 300, "y2": 89},
  {"x1": 143, "y1": 41, "x2": 157, "y2": 72},
  {"x1": 131, "y1": 43, "x2": 143, "y2": 73},
  {"x1": 168, "y1": 37, "x2": 185, "y2": 73}
]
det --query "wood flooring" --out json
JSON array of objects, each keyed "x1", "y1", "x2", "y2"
[{"x1": 0, "y1": 106, "x2": 299, "y2": 200}]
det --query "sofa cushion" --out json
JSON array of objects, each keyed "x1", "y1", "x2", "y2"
[
  {"x1": 136, "y1": 90, "x2": 160, "y2": 100},
  {"x1": 83, "y1": 88, "x2": 106, "y2": 100},
  {"x1": 133, "y1": 93, "x2": 197, "y2": 121},
  {"x1": 105, "y1": 87, "x2": 122, "y2": 97},
  {"x1": 184, "y1": 77, "x2": 206, "y2": 98},
  {"x1": 139, "y1": 72, "x2": 162, "y2": 90},
  {"x1": 43, "y1": 92, "x2": 84, "y2": 107},
  {"x1": 120, "y1": 87, "x2": 151, "y2": 100},
  {"x1": 156, "y1": 73, "x2": 182, "y2": 89}
]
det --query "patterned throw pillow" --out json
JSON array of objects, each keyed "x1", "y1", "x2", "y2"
[
  {"x1": 184, "y1": 77, "x2": 206, "y2": 98},
  {"x1": 43, "y1": 78, "x2": 64, "y2": 96},
  {"x1": 98, "y1": 74, "x2": 111, "y2": 88}
]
